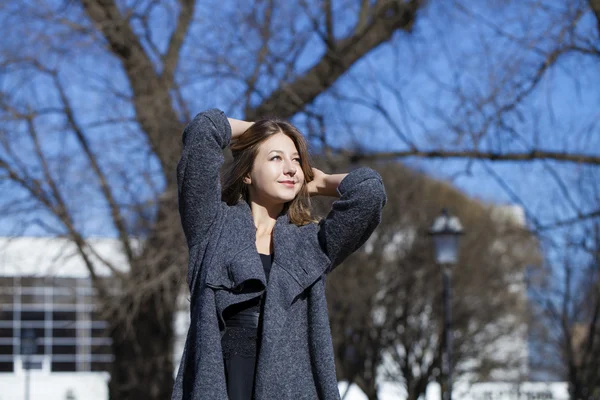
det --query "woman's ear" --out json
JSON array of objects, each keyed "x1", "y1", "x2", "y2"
[{"x1": 243, "y1": 175, "x2": 251, "y2": 185}]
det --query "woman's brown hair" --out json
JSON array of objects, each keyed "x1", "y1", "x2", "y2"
[{"x1": 221, "y1": 119, "x2": 316, "y2": 226}]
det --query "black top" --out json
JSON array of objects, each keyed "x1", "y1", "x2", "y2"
[{"x1": 221, "y1": 253, "x2": 272, "y2": 400}]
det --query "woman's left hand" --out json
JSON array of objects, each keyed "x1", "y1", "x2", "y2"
[
  {"x1": 306, "y1": 168, "x2": 347, "y2": 197},
  {"x1": 306, "y1": 168, "x2": 327, "y2": 196}
]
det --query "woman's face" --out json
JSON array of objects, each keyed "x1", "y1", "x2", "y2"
[{"x1": 245, "y1": 132, "x2": 305, "y2": 205}]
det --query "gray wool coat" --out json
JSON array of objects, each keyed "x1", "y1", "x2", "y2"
[{"x1": 171, "y1": 109, "x2": 386, "y2": 400}]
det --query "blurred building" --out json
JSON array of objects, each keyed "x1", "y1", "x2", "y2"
[{"x1": 0, "y1": 237, "x2": 154, "y2": 400}]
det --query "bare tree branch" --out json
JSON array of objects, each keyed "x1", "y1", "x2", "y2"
[
  {"x1": 246, "y1": 0, "x2": 423, "y2": 119},
  {"x1": 50, "y1": 71, "x2": 135, "y2": 265},
  {"x1": 81, "y1": 0, "x2": 183, "y2": 169},
  {"x1": 80, "y1": 0, "x2": 147, "y2": 64},
  {"x1": 323, "y1": 0, "x2": 334, "y2": 48},
  {"x1": 243, "y1": 0, "x2": 274, "y2": 111},
  {"x1": 161, "y1": 0, "x2": 195, "y2": 86},
  {"x1": 589, "y1": 0, "x2": 600, "y2": 36},
  {"x1": 337, "y1": 147, "x2": 600, "y2": 165}
]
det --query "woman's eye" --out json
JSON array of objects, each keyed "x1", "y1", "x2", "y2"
[
  {"x1": 293, "y1": 158, "x2": 301, "y2": 163},
  {"x1": 270, "y1": 155, "x2": 281, "y2": 160}
]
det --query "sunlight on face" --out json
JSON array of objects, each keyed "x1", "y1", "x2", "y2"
[{"x1": 246, "y1": 133, "x2": 305, "y2": 206}]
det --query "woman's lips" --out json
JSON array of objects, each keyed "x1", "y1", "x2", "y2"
[{"x1": 280, "y1": 181, "x2": 295, "y2": 188}]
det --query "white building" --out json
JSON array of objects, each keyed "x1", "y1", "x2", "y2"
[{"x1": 0, "y1": 237, "x2": 120, "y2": 400}]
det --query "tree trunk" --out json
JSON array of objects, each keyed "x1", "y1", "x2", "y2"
[
  {"x1": 407, "y1": 390, "x2": 422, "y2": 400},
  {"x1": 108, "y1": 292, "x2": 176, "y2": 400},
  {"x1": 365, "y1": 390, "x2": 379, "y2": 400},
  {"x1": 104, "y1": 187, "x2": 184, "y2": 400}
]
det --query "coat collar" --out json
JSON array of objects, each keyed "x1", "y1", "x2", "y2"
[
  {"x1": 230, "y1": 199, "x2": 290, "y2": 226},
  {"x1": 205, "y1": 200, "x2": 329, "y2": 323},
  {"x1": 205, "y1": 200, "x2": 294, "y2": 291},
  {"x1": 229, "y1": 200, "x2": 294, "y2": 269},
  {"x1": 230, "y1": 200, "x2": 321, "y2": 290}
]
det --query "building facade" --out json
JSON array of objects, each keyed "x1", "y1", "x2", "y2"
[{"x1": 0, "y1": 237, "x2": 124, "y2": 400}]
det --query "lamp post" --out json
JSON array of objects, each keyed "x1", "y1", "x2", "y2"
[
  {"x1": 65, "y1": 389, "x2": 76, "y2": 400},
  {"x1": 428, "y1": 209, "x2": 464, "y2": 400},
  {"x1": 20, "y1": 328, "x2": 37, "y2": 400}
]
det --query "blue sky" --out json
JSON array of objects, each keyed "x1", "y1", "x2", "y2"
[
  {"x1": 1, "y1": 0, "x2": 598, "y2": 243},
  {"x1": 0, "y1": 0, "x2": 596, "y2": 232}
]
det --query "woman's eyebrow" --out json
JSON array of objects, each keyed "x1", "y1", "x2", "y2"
[{"x1": 270, "y1": 150, "x2": 300, "y2": 156}]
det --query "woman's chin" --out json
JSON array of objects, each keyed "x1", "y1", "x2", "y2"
[
  {"x1": 272, "y1": 191, "x2": 298, "y2": 204},
  {"x1": 278, "y1": 195, "x2": 297, "y2": 203}
]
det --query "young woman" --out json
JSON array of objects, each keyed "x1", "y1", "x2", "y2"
[{"x1": 172, "y1": 109, "x2": 386, "y2": 400}]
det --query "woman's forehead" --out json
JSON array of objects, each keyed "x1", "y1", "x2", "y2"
[{"x1": 259, "y1": 133, "x2": 299, "y2": 154}]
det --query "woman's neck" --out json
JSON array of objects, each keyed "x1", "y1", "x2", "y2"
[{"x1": 249, "y1": 200, "x2": 283, "y2": 236}]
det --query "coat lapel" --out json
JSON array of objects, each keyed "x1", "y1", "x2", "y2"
[
  {"x1": 271, "y1": 215, "x2": 332, "y2": 307},
  {"x1": 205, "y1": 201, "x2": 267, "y2": 325},
  {"x1": 204, "y1": 200, "x2": 330, "y2": 341},
  {"x1": 258, "y1": 212, "x2": 331, "y2": 360}
]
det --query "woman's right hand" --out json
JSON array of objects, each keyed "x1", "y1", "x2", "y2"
[{"x1": 227, "y1": 118, "x2": 254, "y2": 139}]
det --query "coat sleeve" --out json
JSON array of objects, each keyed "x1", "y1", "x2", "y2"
[
  {"x1": 317, "y1": 167, "x2": 387, "y2": 271},
  {"x1": 177, "y1": 109, "x2": 232, "y2": 248}
]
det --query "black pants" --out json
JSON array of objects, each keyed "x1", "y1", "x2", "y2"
[
  {"x1": 221, "y1": 309, "x2": 262, "y2": 400},
  {"x1": 224, "y1": 352, "x2": 257, "y2": 400}
]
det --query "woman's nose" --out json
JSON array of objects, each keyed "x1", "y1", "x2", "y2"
[{"x1": 284, "y1": 161, "x2": 297, "y2": 176}]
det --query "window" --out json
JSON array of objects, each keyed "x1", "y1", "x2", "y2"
[
  {"x1": 0, "y1": 362, "x2": 13, "y2": 372},
  {"x1": 0, "y1": 344, "x2": 12, "y2": 356},
  {"x1": 53, "y1": 311, "x2": 77, "y2": 321},
  {"x1": 0, "y1": 284, "x2": 14, "y2": 373},
  {"x1": 0, "y1": 291, "x2": 12, "y2": 306},
  {"x1": 51, "y1": 361, "x2": 77, "y2": 372},
  {"x1": 0, "y1": 276, "x2": 114, "y2": 373},
  {"x1": 91, "y1": 360, "x2": 111, "y2": 372}
]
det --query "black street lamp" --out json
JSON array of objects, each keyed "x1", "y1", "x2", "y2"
[
  {"x1": 429, "y1": 209, "x2": 464, "y2": 400},
  {"x1": 20, "y1": 328, "x2": 38, "y2": 400}
]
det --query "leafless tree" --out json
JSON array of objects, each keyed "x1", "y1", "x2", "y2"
[
  {"x1": 325, "y1": 160, "x2": 539, "y2": 400},
  {"x1": 529, "y1": 166, "x2": 600, "y2": 399}
]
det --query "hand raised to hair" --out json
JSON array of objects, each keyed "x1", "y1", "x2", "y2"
[
  {"x1": 227, "y1": 118, "x2": 254, "y2": 139},
  {"x1": 308, "y1": 168, "x2": 348, "y2": 197},
  {"x1": 306, "y1": 168, "x2": 327, "y2": 197}
]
